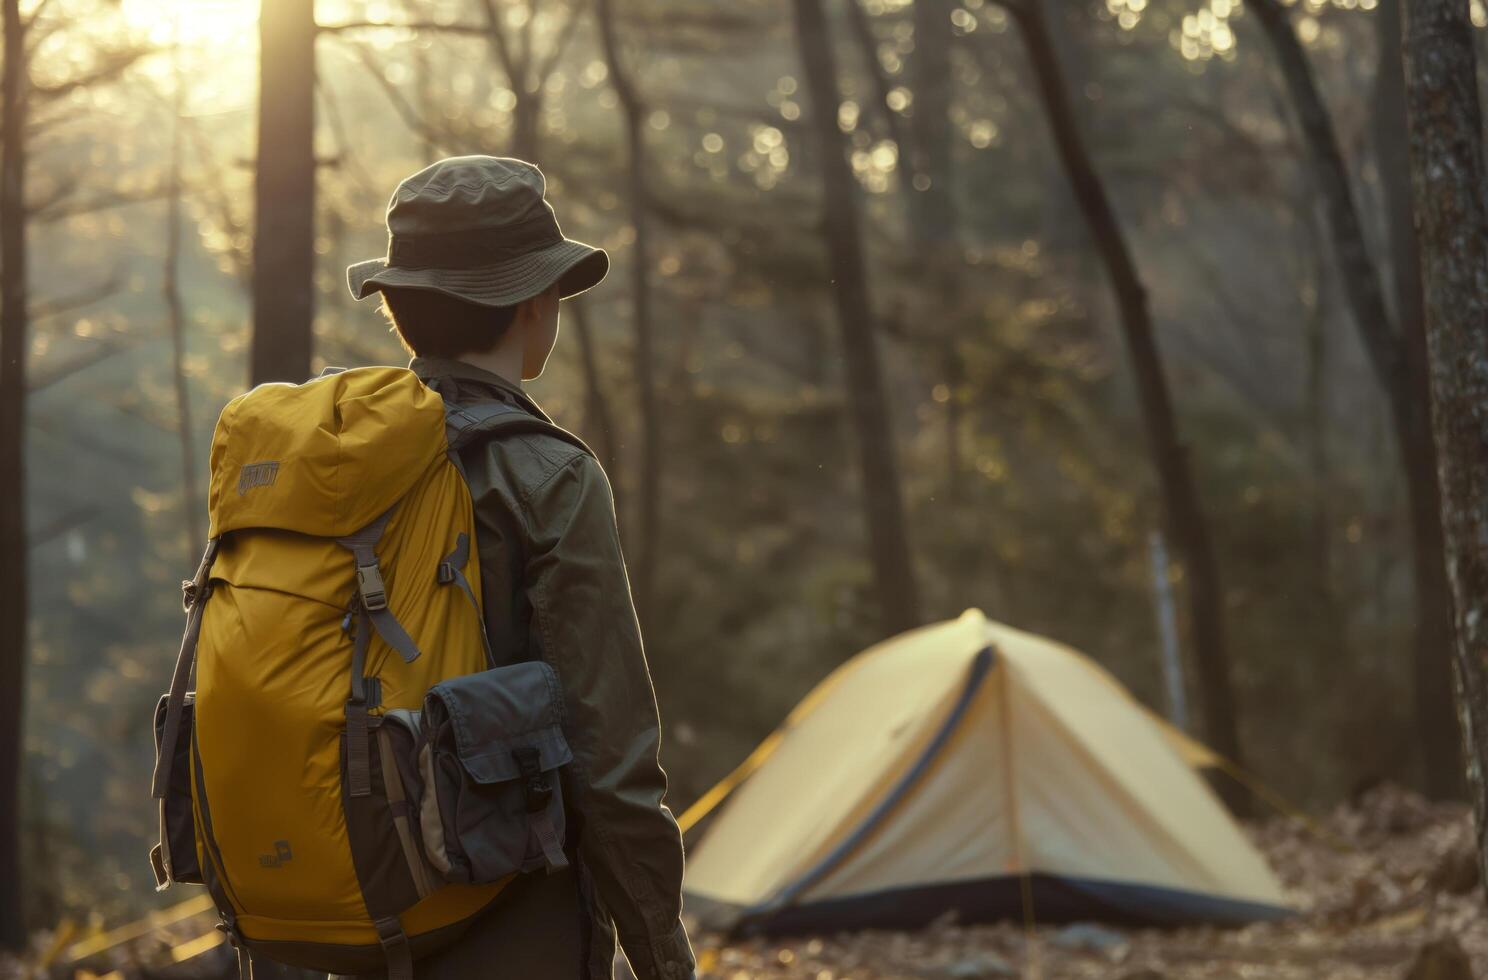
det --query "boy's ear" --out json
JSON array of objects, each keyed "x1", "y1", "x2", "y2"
[{"x1": 512, "y1": 295, "x2": 537, "y2": 328}]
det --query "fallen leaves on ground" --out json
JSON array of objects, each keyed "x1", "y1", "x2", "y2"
[
  {"x1": 689, "y1": 784, "x2": 1488, "y2": 979},
  {"x1": 6, "y1": 784, "x2": 1483, "y2": 979}
]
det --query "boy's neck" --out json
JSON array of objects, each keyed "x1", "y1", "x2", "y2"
[{"x1": 459, "y1": 343, "x2": 525, "y2": 390}]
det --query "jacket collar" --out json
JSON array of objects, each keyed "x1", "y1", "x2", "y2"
[{"x1": 408, "y1": 356, "x2": 552, "y2": 422}]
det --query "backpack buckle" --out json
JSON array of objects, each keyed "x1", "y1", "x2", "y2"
[
  {"x1": 181, "y1": 579, "x2": 212, "y2": 612},
  {"x1": 436, "y1": 562, "x2": 455, "y2": 585},
  {"x1": 512, "y1": 746, "x2": 551, "y2": 812},
  {"x1": 357, "y1": 562, "x2": 388, "y2": 611}
]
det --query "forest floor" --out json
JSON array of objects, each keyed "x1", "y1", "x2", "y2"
[
  {"x1": 14, "y1": 784, "x2": 1487, "y2": 979},
  {"x1": 688, "y1": 784, "x2": 1487, "y2": 980}
]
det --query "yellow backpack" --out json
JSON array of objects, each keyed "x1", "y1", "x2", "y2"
[{"x1": 149, "y1": 366, "x2": 579, "y2": 979}]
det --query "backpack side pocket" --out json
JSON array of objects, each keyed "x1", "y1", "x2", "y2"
[
  {"x1": 377, "y1": 709, "x2": 442, "y2": 899},
  {"x1": 150, "y1": 693, "x2": 202, "y2": 888}
]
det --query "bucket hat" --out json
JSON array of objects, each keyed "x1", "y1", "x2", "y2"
[{"x1": 346, "y1": 155, "x2": 608, "y2": 308}]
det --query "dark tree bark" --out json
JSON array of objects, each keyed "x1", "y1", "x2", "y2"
[
  {"x1": 1377, "y1": 0, "x2": 1424, "y2": 343},
  {"x1": 792, "y1": 0, "x2": 922, "y2": 636},
  {"x1": 1300, "y1": 223, "x2": 1345, "y2": 658},
  {"x1": 1400, "y1": 0, "x2": 1488, "y2": 890},
  {"x1": 251, "y1": 0, "x2": 317, "y2": 385},
  {"x1": 853, "y1": 0, "x2": 969, "y2": 504},
  {"x1": 570, "y1": 297, "x2": 622, "y2": 496},
  {"x1": 1251, "y1": 0, "x2": 1461, "y2": 796},
  {"x1": 1375, "y1": 0, "x2": 1462, "y2": 798},
  {"x1": 595, "y1": 0, "x2": 661, "y2": 622},
  {"x1": 166, "y1": 39, "x2": 201, "y2": 550},
  {"x1": 1007, "y1": 0, "x2": 1245, "y2": 781},
  {"x1": 0, "y1": 0, "x2": 25, "y2": 949},
  {"x1": 907, "y1": 0, "x2": 970, "y2": 505}
]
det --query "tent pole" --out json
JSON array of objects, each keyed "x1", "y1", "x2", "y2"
[
  {"x1": 998, "y1": 651, "x2": 1041, "y2": 978},
  {"x1": 745, "y1": 648, "x2": 995, "y2": 921}
]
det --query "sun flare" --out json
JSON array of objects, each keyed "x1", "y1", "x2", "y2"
[{"x1": 118, "y1": 0, "x2": 259, "y2": 44}]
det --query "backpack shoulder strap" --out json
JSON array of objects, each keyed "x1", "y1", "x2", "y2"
[{"x1": 443, "y1": 398, "x2": 594, "y2": 459}]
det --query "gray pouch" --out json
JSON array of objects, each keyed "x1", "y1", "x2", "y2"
[{"x1": 420, "y1": 661, "x2": 572, "y2": 883}]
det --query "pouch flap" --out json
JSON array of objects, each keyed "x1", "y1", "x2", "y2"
[{"x1": 425, "y1": 662, "x2": 572, "y2": 784}]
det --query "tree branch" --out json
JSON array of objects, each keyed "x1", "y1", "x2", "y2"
[
  {"x1": 335, "y1": 40, "x2": 455, "y2": 156},
  {"x1": 27, "y1": 506, "x2": 98, "y2": 550},
  {"x1": 30, "y1": 182, "x2": 170, "y2": 223},
  {"x1": 31, "y1": 44, "x2": 151, "y2": 102},
  {"x1": 316, "y1": 19, "x2": 488, "y2": 35},
  {"x1": 26, "y1": 337, "x2": 134, "y2": 393},
  {"x1": 29, "y1": 274, "x2": 120, "y2": 322},
  {"x1": 534, "y1": 0, "x2": 586, "y2": 89},
  {"x1": 315, "y1": 71, "x2": 377, "y2": 200},
  {"x1": 476, "y1": 0, "x2": 520, "y2": 83}
]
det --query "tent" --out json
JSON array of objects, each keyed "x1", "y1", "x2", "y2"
[{"x1": 682, "y1": 610, "x2": 1291, "y2": 935}]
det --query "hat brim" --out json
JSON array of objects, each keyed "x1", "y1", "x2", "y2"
[{"x1": 347, "y1": 237, "x2": 609, "y2": 308}]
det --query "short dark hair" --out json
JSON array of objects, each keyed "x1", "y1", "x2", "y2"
[{"x1": 379, "y1": 287, "x2": 518, "y2": 359}]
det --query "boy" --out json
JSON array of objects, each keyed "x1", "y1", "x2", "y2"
[{"x1": 340, "y1": 155, "x2": 694, "y2": 980}]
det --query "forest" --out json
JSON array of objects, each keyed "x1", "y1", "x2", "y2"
[{"x1": 3, "y1": 0, "x2": 1488, "y2": 977}]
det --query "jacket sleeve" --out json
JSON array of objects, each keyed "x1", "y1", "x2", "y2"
[{"x1": 521, "y1": 452, "x2": 695, "y2": 980}]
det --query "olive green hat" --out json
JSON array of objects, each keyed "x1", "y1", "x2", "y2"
[{"x1": 346, "y1": 155, "x2": 608, "y2": 308}]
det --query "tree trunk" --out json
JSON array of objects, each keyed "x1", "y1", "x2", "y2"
[
  {"x1": 943, "y1": 338, "x2": 964, "y2": 502},
  {"x1": 596, "y1": 0, "x2": 661, "y2": 622},
  {"x1": 0, "y1": 0, "x2": 26, "y2": 949},
  {"x1": 845, "y1": 0, "x2": 917, "y2": 210},
  {"x1": 1400, "y1": 0, "x2": 1488, "y2": 894},
  {"x1": 511, "y1": 90, "x2": 541, "y2": 164},
  {"x1": 909, "y1": 0, "x2": 969, "y2": 509},
  {"x1": 475, "y1": 0, "x2": 541, "y2": 163},
  {"x1": 1300, "y1": 231, "x2": 1345, "y2": 656},
  {"x1": 1009, "y1": 0, "x2": 1245, "y2": 781},
  {"x1": 792, "y1": 0, "x2": 922, "y2": 636},
  {"x1": 166, "y1": 36, "x2": 202, "y2": 550},
  {"x1": 251, "y1": 0, "x2": 316, "y2": 386},
  {"x1": 1377, "y1": 0, "x2": 1462, "y2": 799},
  {"x1": 910, "y1": 0, "x2": 956, "y2": 246},
  {"x1": 1252, "y1": 0, "x2": 1461, "y2": 795},
  {"x1": 570, "y1": 297, "x2": 622, "y2": 492}
]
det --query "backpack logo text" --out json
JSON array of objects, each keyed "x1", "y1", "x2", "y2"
[
  {"x1": 259, "y1": 840, "x2": 294, "y2": 868},
  {"x1": 238, "y1": 461, "x2": 280, "y2": 496}
]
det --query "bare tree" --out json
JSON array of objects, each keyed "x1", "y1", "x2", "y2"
[
  {"x1": 595, "y1": 0, "x2": 663, "y2": 621},
  {"x1": 908, "y1": 0, "x2": 970, "y2": 504},
  {"x1": 792, "y1": 0, "x2": 922, "y2": 635},
  {"x1": 165, "y1": 29, "x2": 201, "y2": 549},
  {"x1": 0, "y1": 4, "x2": 149, "y2": 940},
  {"x1": 570, "y1": 297, "x2": 623, "y2": 486},
  {"x1": 909, "y1": 0, "x2": 955, "y2": 248},
  {"x1": 845, "y1": 0, "x2": 916, "y2": 207},
  {"x1": 1401, "y1": 0, "x2": 1488, "y2": 888},
  {"x1": 252, "y1": 0, "x2": 317, "y2": 385},
  {"x1": 998, "y1": 0, "x2": 1245, "y2": 785},
  {"x1": 324, "y1": 2, "x2": 583, "y2": 163},
  {"x1": 0, "y1": 0, "x2": 30, "y2": 949},
  {"x1": 1249, "y1": 0, "x2": 1460, "y2": 797},
  {"x1": 474, "y1": 0, "x2": 582, "y2": 162}
]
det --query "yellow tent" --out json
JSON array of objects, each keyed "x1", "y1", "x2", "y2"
[{"x1": 682, "y1": 610, "x2": 1290, "y2": 934}]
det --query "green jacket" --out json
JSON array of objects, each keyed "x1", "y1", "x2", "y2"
[{"x1": 412, "y1": 357, "x2": 694, "y2": 980}]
